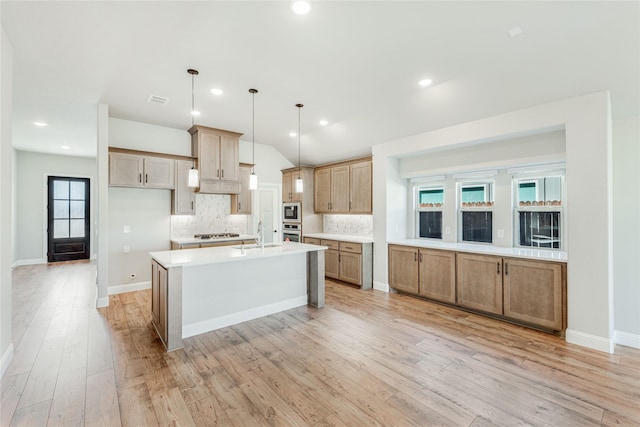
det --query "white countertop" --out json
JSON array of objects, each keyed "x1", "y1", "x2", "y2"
[
  {"x1": 171, "y1": 234, "x2": 258, "y2": 245},
  {"x1": 388, "y1": 239, "x2": 568, "y2": 263},
  {"x1": 304, "y1": 233, "x2": 374, "y2": 244},
  {"x1": 151, "y1": 241, "x2": 327, "y2": 268}
]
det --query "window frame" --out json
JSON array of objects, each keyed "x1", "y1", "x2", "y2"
[
  {"x1": 415, "y1": 184, "x2": 444, "y2": 240},
  {"x1": 458, "y1": 180, "x2": 494, "y2": 244}
]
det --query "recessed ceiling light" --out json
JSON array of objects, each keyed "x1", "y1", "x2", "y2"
[
  {"x1": 191, "y1": 110, "x2": 201, "y2": 116},
  {"x1": 290, "y1": 0, "x2": 312, "y2": 15},
  {"x1": 418, "y1": 79, "x2": 433, "y2": 87},
  {"x1": 34, "y1": 122, "x2": 47, "y2": 127},
  {"x1": 289, "y1": 132, "x2": 297, "y2": 137},
  {"x1": 507, "y1": 26, "x2": 523, "y2": 38},
  {"x1": 319, "y1": 120, "x2": 328, "y2": 126},
  {"x1": 61, "y1": 145, "x2": 70, "y2": 150},
  {"x1": 210, "y1": 88, "x2": 224, "y2": 96}
]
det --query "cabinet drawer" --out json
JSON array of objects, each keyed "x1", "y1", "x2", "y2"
[
  {"x1": 304, "y1": 237, "x2": 322, "y2": 245},
  {"x1": 321, "y1": 239, "x2": 340, "y2": 250},
  {"x1": 339, "y1": 242, "x2": 362, "y2": 254}
]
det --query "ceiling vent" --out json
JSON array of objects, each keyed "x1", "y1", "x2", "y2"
[{"x1": 146, "y1": 94, "x2": 169, "y2": 106}]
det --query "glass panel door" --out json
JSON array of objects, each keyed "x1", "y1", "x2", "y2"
[{"x1": 47, "y1": 176, "x2": 90, "y2": 262}]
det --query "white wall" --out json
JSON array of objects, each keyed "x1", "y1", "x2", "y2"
[
  {"x1": 612, "y1": 117, "x2": 640, "y2": 345},
  {"x1": 373, "y1": 92, "x2": 615, "y2": 353},
  {"x1": 239, "y1": 139, "x2": 294, "y2": 184},
  {"x1": 1, "y1": 22, "x2": 14, "y2": 376},
  {"x1": 14, "y1": 151, "x2": 97, "y2": 264},
  {"x1": 109, "y1": 117, "x2": 191, "y2": 156}
]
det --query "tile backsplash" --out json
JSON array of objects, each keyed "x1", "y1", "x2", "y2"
[
  {"x1": 323, "y1": 215, "x2": 373, "y2": 237},
  {"x1": 171, "y1": 194, "x2": 249, "y2": 237}
]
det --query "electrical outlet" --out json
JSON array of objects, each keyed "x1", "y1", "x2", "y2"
[
  {"x1": 123, "y1": 245, "x2": 130, "y2": 253},
  {"x1": 123, "y1": 225, "x2": 130, "y2": 233},
  {"x1": 497, "y1": 229, "x2": 505, "y2": 238},
  {"x1": 445, "y1": 226, "x2": 451, "y2": 235}
]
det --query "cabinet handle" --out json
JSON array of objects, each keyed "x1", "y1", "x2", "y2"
[
  {"x1": 414, "y1": 252, "x2": 417, "y2": 262},
  {"x1": 349, "y1": 201, "x2": 352, "y2": 210},
  {"x1": 217, "y1": 169, "x2": 220, "y2": 178},
  {"x1": 238, "y1": 202, "x2": 241, "y2": 210},
  {"x1": 505, "y1": 263, "x2": 509, "y2": 276},
  {"x1": 145, "y1": 173, "x2": 148, "y2": 183},
  {"x1": 221, "y1": 169, "x2": 224, "y2": 178},
  {"x1": 419, "y1": 252, "x2": 422, "y2": 262},
  {"x1": 497, "y1": 262, "x2": 501, "y2": 274},
  {"x1": 191, "y1": 201, "x2": 194, "y2": 210},
  {"x1": 139, "y1": 173, "x2": 142, "y2": 183}
]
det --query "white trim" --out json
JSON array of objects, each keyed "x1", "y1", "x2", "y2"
[
  {"x1": 96, "y1": 296, "x2": 109, "y2": 308},
  {"x1": 182, "y1": 295, "x2": 307, "y2": 338},
  {"x1": 1, "y1": 343, "x2": 14, "y2": 379},
  {"x1": 615, "y1": 330, "x2": 640, "y2": 349},
  {"x1": 507, "y1": 162, "x2": 566, "y2": 175},
  {"x1": 410, "y1": 175, "x2": 445, "y2": 184},
  {"x1": 453, "y1": 169, "x2": 498, "y2": 180},
  {"x1": 373, "y1": 280, "x2": 389, "y2": 292},
  {"x1": 566, "y1": 329, "x2": 615, "y2": 354},
  {"x1": 108, "y1": 281, "x2": 151, "y2": 295},
  {"x1": 11, "y1": 258, "x2": 46, "y2": 268}
]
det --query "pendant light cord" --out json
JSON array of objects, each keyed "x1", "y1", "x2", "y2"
[
  {"x1": 191, "y1": 73, "x2": 195, "y2": 127},
  {"x1": 297, "y1": 105, "x2": 302, "y2": 178},
  {"x1": 252, "y1": 91, "x2": 255, "y2": 173}
]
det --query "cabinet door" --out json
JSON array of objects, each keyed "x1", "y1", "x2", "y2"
[
  {"x1": 331, "y1": 166, "x2": 350, "y2": 213},
  {"x1": 456, "y1": 253, "x2": 503, "y2": 315},
  {"x1": 503, "y1": 258, "x2": 564, "y2": 330},
  {"x1": 198, "y1": 132, "x2": 220, "y2": 181},
  {"x1": 325, "y1": 249, "x2": 339, "y2": 279},
  {"x1": 282, "y1": 171, "x2": 293, "y2": 202},
  {"x1": 388, "y1": 245, "x2": 419, "y2": 294},
  {"x1": 349, "y1": 161, "x2": 372, "y2": 213},
  {"x1": 339, "y1": 251, "x2": 362, "y2": 285},
  {"x1": 289, "y1": 170, "x2": 303, "y2": 202},
  {"x1": 314, "y1": 169, "x2": 332, "y2": 213},
  {"x1": 151, "y1": 261, "x2": 160, "y2": 325},
  {"x1": 172, "y1": 160, "x2": 196, "y2": 215},
  {"x1": 109, "y1": 153, "x2": 144, "y2": 187},
  {"x1": 143, "y1": 157, "x2": 174, "y2": 189},
  {"x1": 220, "y1": 136, "x2": 239, "y2": 181},
  {"x1": 419, "y1": 249, "x2": 456, "y2": 304},
  {"x1": 158, "y1": 263, "x2": 168, "y2": 343},
  {"x1": 231, "y1": 165, "x2": 252, "y2": 214}
]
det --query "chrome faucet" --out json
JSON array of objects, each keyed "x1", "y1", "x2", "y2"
[{"x1": 256, "y1": 220, "x2": 264, "y2": 248}]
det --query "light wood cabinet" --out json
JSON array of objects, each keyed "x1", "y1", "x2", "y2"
[
  {"x1": 282, "y1": 170, "x2": 302, "y2": 202},
  {"x1": 314, "y1": 158, "x2": 372, "y2": 214},
  {"x1": 190, "y1": 125, "x2": 242, "y2": 194},
  {"x1": 418, "y1": 249, "x2": 456, "y2": 304},
  {"x1": 456, "y1": 253, "x2": 503, "y2": 315},
  {"x1": 305, "y1": 237, "x2": 372, "y2": 288},
  {"x1": 151, "y1": 260, "x2": 183, "y2": 351},
  {"x1": 324, "y1": 248, "x2": 340, "y2": 280},
  {"x1": 151, "y1": 260, "x2": 168, "y2": 344},
  {"x1": 388, "y1": 245, "x2": 419, "y2": 294},
  {"x1": 231, "y1": 164, "x2": 252, "y2": 215},
  {"x1": 339, "y1": 251, "x2": 362, "y2": 285},
  {"x1": 304, "y1": 237, "x2": 321, "y2": 245},
  {"x1": 172, "y1": 160, "x2": 196, "y2": 215},
  {"x1": 503, "y1": 258, "x2": 564, "y2": 330},
  {"x1": 109, "y1": 152, "x2": 174, "y2": 189},
  {"x1": 171, "y1": 239, "x2": 253, "y2": 250}
]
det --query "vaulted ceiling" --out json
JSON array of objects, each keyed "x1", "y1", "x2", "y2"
[{"x1": 2, "y1": 1, "x2": 638, "y2": 165}]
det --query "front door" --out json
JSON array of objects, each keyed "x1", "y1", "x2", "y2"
[{"x1": 47, "y1": 176, "x2": 90, "y2": 262}]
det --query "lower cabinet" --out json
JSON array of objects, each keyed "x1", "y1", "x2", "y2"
[
  {"x1": 456, "y1": 253, "x2": 503, "y2": 315},
  {"x1": 151, "y1": 260, "x2": 168, "y2": 344},
  {"x1": 304, "y1": 237, "x2": 372, "y2": 289},
  {"x1": 388, "y1": 245, "x2": 566, "y2": 333},
  {"x1": 171, "y1": 239, "x2": 252, "y2": 250},
  {"x1": 151, "y1": 260, "x2": 183, "y2": 351}
]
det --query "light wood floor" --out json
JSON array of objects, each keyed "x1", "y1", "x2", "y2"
[{"x1": 2, "y1": 261, "x2": 639, "y2": 426}]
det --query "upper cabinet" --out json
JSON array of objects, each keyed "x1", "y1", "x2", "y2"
[
  {"x1": 109, "y1": 152, "x2": 174, "y2": 189},
  {"x1": 190, "y1": 125, "x2": 242, "y2": 194},
  {"x1": 282, "y1": 170, "x2": 302, "y2": 202},
  {"x1": 172, "y1": 159, "x2": 196, "y2": 215},
  {"x1": 230, "y1": 164, "x2": 252, "y2": 215},
  {"x1": 314, "y1": 157, "x2": 372, "y2": 214}
]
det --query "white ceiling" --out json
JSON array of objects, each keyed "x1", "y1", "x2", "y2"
[{"x1": 2, "y1": 1, "x2": 639, "y2": 166}]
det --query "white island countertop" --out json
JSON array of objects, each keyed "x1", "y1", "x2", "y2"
[
  {"x1": 389, "y1": 239, "x2": 567, "y2": 263},
  {"x1": 171, "y1": 234, "x2": 258, "y2": 245},
  {"x1": 151, "y1": 241, "x2": 327, "y2": 268},
  {"x1": 304, "y1": 233, "x2": 373, "y2": 244}
]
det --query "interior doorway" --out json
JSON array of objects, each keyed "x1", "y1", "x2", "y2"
[
  {"x1": 47, "y1": 176, "x2": 90, "y2": 262},
  {"x1": 256, "y1": 184, "x2": 280, "y2": 244}
]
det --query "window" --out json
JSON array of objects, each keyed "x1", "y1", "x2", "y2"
[
  {"x1": 416, "y1": 186, "x2": 443, "y2": 239},
  {"x1": 459, "y1": 181, "x2": 494, "y2": 243},
  {"x1": 514, "y1": 174, "x2": 564, "y2": 249}
]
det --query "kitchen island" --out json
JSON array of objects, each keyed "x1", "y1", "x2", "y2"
[{"x1": 149, "y1": 242, "x2": 327, "y2": 351}]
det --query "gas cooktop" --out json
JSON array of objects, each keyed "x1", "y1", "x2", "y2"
[{"x1": 194, "y1": 233, "x2": 240, "y2": 240}]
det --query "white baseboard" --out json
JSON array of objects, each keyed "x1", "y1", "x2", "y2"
[
  {"x1": 565, "y1": 329, "x2": 615, "y2": 354},
  {"x1": 108, "y1": 281, "x2": 151, "y2": 295},
  {"x1": 1, "y1": 343, "x2": 14, "y2": 379},
  {"x1": 615, "y1": 330, "x2": 640, "y2": 349},
  {"x1": 11, "y1": 258, "x2": 46, "y2": 268},
  {"x1": 96, "y1": 296, "x2": 109, "y2": 308},
  {"x1": 183, "y1": 295, "x2": 308, "y2": 339},
  {"x1": 373, "y1": 281, "x2": 389, "y2": 292}
]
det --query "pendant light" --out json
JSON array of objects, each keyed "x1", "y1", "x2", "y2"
[
  {"x1": 187, "y1": 68, "x2": 200, "y2": 188},
  {"x1": 295, "y1": 103, "x2": 304, "y2": 193},
  {"x1": 248, "y1": 89, "x2": 259, "y2": 190}
]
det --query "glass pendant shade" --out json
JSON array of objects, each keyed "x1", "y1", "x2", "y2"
[
  {"x1": 249, "y1": 171, "x2": 258, "y2": 190},
  {"x1": 295, "y1": 176, "x2": 303, "y2": 193},
  {"x1": 187, "y1": 168, "x2": 199, "y2": 188}
]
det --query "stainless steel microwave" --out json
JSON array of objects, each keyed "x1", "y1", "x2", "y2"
[{"x1": 283, "y1": 202, "x2": 301, "y2": 223}]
